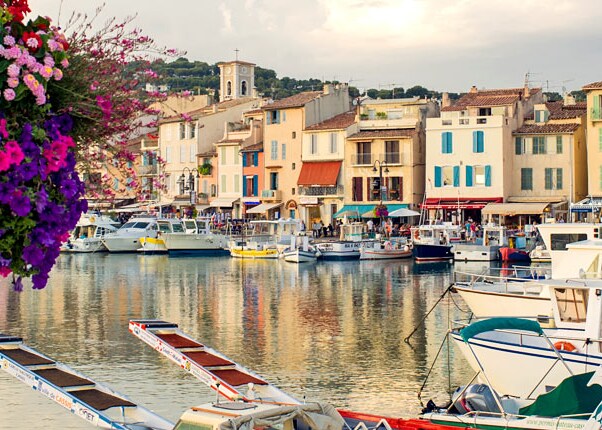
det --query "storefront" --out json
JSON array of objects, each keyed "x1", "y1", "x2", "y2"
[{"x1": 421, "y1": 197, "x2": 502, "y2": 223}]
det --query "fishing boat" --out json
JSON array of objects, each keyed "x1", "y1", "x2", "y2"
[
  {"x1": 102, "y1": 215, "x2": 159, "y2": 253},
  {"x1": 0, "y1": 332, "x2": 173, "y2": 429},
  {"x1": 230, "y1": 243, "x2": 280, "y2": 259},
  {"x1": 411, "y1": 223, "x2": 461, "y2": 261},
  {"x1": 314, "y1": 222, "x2": 365, "y2": 260},
  {"x1": 453, "y1": 225, "x2": 507, "y2": 261},
  {"x1": 282, "y1": 236, "x2": 320, "y2": 263},
  {"x1": 161, "y1": 217, "x2": 230, "y2": 256},
  {"x1": 227, "y1": 219, "x2": 304, "y2": 257},
  {"x1": 450, "y1": 280, "x2": 602, "y2": 400},
  {"x1": 61, "y1": 213, "x2": 120, "y2": 253},
  {"x1": 359, "y1": 237, "x2": 412, "y2": 260}
]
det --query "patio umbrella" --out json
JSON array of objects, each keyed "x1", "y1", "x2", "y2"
[{"x1": 388, "y1": 208, "x2": 421, "y2": 217}]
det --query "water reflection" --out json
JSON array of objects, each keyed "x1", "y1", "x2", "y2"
[{"x1": 0, "y1": 254, "x2": 472, "y2": 429}]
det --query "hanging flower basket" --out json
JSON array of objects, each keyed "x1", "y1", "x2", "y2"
[{"x1": 374, "y1": 204, "x2": 388, "y2": 218}]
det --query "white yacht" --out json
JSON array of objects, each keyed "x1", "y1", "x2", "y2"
[
  {"x1": 161, "y1": 217, "x2": 230, "y2": 256},
  {"x1": 61, "y1": 212, "x2": 120, "y2": 253},
  {"x1": 102, "y1": 216, "x2": 159, "y2": 253}
]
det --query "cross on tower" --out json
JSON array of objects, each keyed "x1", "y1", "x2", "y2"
[{"x1": 234, "y1": 48, "x2": 239, "y2": 61}]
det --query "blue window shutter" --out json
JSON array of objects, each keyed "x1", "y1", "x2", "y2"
[
  {"x1": 276, "y1": 110, "x2": 280, "y2": 123},
  {"x1": 253, "y1": 152, "x2": 258, "y2": 166},
  {"x1": 453, "y1": 166, "x2": 460, "y2": 187},
  {"x1": 448, "y1": 132, "x2": 453, "y2": 153},
  {"x1": 478, "y1": 131, "x2": 484, "y2": 152},
  {"x1": 485, "y1": 165, "x2": 492, "y2": 187},
  {"x1": 253, "y1": 175, "x2": 258, "y2": 195},
  {"x1": 466, "y1": 166, "x2": 473, "y2": 187},
  {"x1": 242, "y1": 154, "x2": 247, "y2": 167},
  {"x1": 266, "y1": 113, "x2": 271, "y2": 125},
  {"x1": 434, "y1": 166, "x2": 442, "y2": 187},
  {"x1": 242, "y1": 178, "x2": 247, "y2": 196},
  {"x1": 441, "y1": 133, "x2": 447, "y2": 153},
  {"x1": 282, "y1": 111, "x2": 286, "y2": 122},
  {"x1": 472, "y1": 131, "x2": 478, "y2": 153}
]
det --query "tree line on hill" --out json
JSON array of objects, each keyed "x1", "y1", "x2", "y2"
[{"x1": 146, "y1": 57, "x2": 583, "y2": 103}]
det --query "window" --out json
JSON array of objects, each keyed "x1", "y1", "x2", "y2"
[
  {"x1": 189, "y1": 123, "x2": 196, "y2": 139},
  {"x1": 532, "y1": 136, "x2": 546, "y2": 154},
  {"x1": 385, "y1": 140, "x2": 400, "y2": 163},
  {"x1": 113, "y1": 178, "x2": 119, "y2": 190},
  {"x1": 310, "y1": 135, "x2": 317, "y2": 155},
  {"x1": 478, "y1": 107, "x2": 492, "y2": 116},
  {"x1": 441, "y1": 132, "x2": 453, "y2": 154},
  {"x1": 330, "y1": 133, "x2": 338, "y2": 153},
  {"x1": 515, "y1": 137, "x2": 524, "y2": 155},
  {"x1": 165, "y1": 147, "x2": 172, "y2": 163},
  {"x1": 466, "y1": 165, "x2": 491, "y2": 187},
  {"x1": 556, "y1": 135, "x2": 563, "y2": 154},
  {"x1": 434, "y1": 166, "x2": 454, "y2": 187},
  {"x1": 545, "y1": 168, "x2": 563, "y2": 190},
  {"x1": 292, "y1": 131, "x2": 296, "y2": 139},
  {"x1": 599, "y1": 129, "x2": 602, "y2": 152},
  {"x1": 234, "y1": 174, "x2": 240, "y2": 193},
  {"x1": 179, "y1": 123, "x2": 186, "y2": 139},
  {"x1": 227, "y1": 81, "x2": 232, "y2": 96},
  {"x1": 473, "y1": 131, "x2": 484, "y2": 153},
  {"x1": 221, "y1": 175, "x2": 227, "y2": 193},
  {"x1": 554, "y1": 288, "x2": 588, "y2": 323},
  {"x1": 241, "y1": 80, "x2": 247, "y2": 96},
  {"x1": 271, "y1": 140, "x2": 278, "y2": 160},
  {"x1": 369, "y1": 176, "x2": 381, "y2": 201},
  {"x1": 180, "y1": 144, "x2": 187, "y2": 162},
  {"x1": 221, "y1": 147, "x2": 227, "y2": 165},
  {"x1": 189, "y1": 144, "x2": 196, "y2": 162},
  {"x1": 352, "y1": 177, "x2": 363, "y2": 201},
  {"x1": 389, "y1": 177, "x2": 402, "y2": 200},
  {"x1": 521, "y1": 168, "x2": 533, "y2": 190},
  {"x1": 281, "y1": 143, "x2": 286, "y2": 160},
  {"x1": 551, "y1": 234, "x2": 588, "y2": 251},
  {"x1": 535, "y1": 110, "x2": 549, "y2": 123},
  {"x1": 267, "y1": 110, "x2": 280, "y2": 125},
  {"x1": 269, "y1": 172, "x2": 278, "y2": 190},
  {"x1": 474, "y1": 166, "x2": 485, "y2": 186},
  {"x1": 356, "y1": 142, "x2": 371, "y2": 164}
]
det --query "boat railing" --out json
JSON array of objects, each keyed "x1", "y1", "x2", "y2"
[{"x1": 454, "y1": 266, "x2": 551, "y2": 289}]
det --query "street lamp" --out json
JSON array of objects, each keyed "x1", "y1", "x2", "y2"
[
  {"x1": 372, "y1": 160, "x2": 389, "y2": 204},
  {"x1": 177, "y1": 167, "x2": 200, "y2": 204}
]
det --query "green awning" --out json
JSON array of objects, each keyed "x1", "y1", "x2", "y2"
[
  {"x1": 334, "y1": 205, "x2": 375, "y2": 218},
  {"x1": 460, "y1": 318, "x2": 543, "y2": 342},
  {"x1": 519, "y1": 371, "x2": 602, "y2": 418}
]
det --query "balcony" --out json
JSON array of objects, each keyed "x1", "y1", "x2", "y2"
[
  {"x1": 380, "y1": 152, "x2": 405, "y2": 165},
  {"x1": 261, "y1": 189, "x2": 282, "y2": 201},
  {"x1": 138, "y1": 165, "x2": 159, "y2": 175},
  {"x1": 353, "y1": 153, "x2": 374, "y2": 166},
  {"x1": 298, "y1": 185, "x2": 344, "y2": 197}
]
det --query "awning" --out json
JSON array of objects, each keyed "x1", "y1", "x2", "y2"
[
  {"x1": 297, "y1": 161, "x2": 342, "y2": 186},
  {"x1": 360, "y1": 204, "x2": 410, "y2": 218},
  {"x1": 570, "y1": 198, "x2": 602, "y2": 213},
  {"x1": 246, "y1": 202, "x2": 283, "y2": 214},
  {"x1": 334, "y1": 204, "x2": 375, "y2": 218},
  {"x1": 389, "y1": 208, "x2": 421, "y2": 217},
  {"x1": 209, "y1": 198, "x2": 239, "y2": 208},
  {"x1": 481, "y1": 202, "x2": 550, "y2": 216},
  {"x1": 422, "y1": 197, "x2": 502, "y2": 210},
  {"x1": 242, "y1": 197, "x2": 261, "y2": 205},
  {"x1": 195, "y1": 204, "x2": 210, "y2": 212}
]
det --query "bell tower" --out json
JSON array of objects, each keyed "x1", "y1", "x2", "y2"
[{"x1": 217, "y1": 54, "x2": 255, "y2": 102}]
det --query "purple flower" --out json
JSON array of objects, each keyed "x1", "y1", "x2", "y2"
[
  {"x1": 13, "y1": 276, "x2": 24, "y2": 292},
  {"x1": 32, "y1": 272, "x2": 48, "y2": 290},
  {"x1": 59, "y1": 178, "x2": 78, "y2": 199},
  {"x1": 35, "y1": 187, "x2": 49, "y2": 212},
  {"x1": 22, "y1": 244, "x2": 44, "y2": 266},
  {"x1": 9, "y1": 191, "x2": 31, "y2": 216}
]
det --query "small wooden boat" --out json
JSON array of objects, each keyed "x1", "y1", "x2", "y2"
[
  {"x1": 359, "y1": 238, "x2": 412, "y2": 260},
  {"x1": 230, "y1": 246, "x2": 279, "y2": 259}
]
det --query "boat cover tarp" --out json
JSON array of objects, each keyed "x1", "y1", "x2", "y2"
[
  {"x1": 519, "y1": 371, "x2": 602, "y2": 418},
  {"x1": 460, "y1": 318, "x2": 543, "y2": 342},
  {"x1": 218, "y1": 402, "x2": 345, "y2": 430}
]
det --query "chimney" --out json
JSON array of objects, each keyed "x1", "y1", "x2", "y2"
[
  {"x1": 564, "y1": 93, "x2": 576, "y2": 106},
  {"x1": 442, "y1": 92, "x2": 451, "y2": 108},
  {"x1": 469, "y1": 85, "x2": 478, "y2": 94},
  {"x1": 323, "y1": 83, "x2": 333, "y2": 95}
]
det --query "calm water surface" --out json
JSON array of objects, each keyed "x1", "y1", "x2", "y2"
[{"x1": 0, "y1": 254, "x2": 476, "y2": 429}]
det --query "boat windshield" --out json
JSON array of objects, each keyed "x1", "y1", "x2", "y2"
[
  {"x1": 120, "y1": 222, "x2": 136, "y2": 229},
  {"x1": 132, "y1": 222, "x2": 151, "y2": 229},
  {"x1": 172, "y1": 223, "x2": 185, "y2": 233},
  {"x1": 554, "y1": 288, "x2": 588, "y2": 323}
]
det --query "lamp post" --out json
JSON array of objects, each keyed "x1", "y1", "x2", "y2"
[
  {"x1": 177, "y1": 167, "x2": 200, "y2": 205},
  {"x1": 372, "y1": 160, "x2": 389, "y2": 205}
]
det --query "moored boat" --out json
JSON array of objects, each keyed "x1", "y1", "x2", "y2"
[
  {"x1": 61, "y1": 212, "x2": 120, "y2": 253},
  {"x1": 411, "y1": 223, "x2": 461, "y2": 261},
  {"x1": 314, "y1": 222, "x2": 365, "y2": 260},
  {"x1": 161, "y1": 217, "x2": 229, "y2": 256},
  {"x1": 359, "y1": 237, "x2": 412, "y2": 260},
  {"x1": 102, "y1": 215, "x2": 159, "y2": 253}
]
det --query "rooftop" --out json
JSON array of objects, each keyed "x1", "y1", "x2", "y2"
[
  {"x1": 442, "y1": 87, "x2": 541, "y2": 112},
  {"x1": 514, "y1": 123, "x2": 580, "y2": 134},
  {"x1": 262, "y1": 91, "x2": 323, "y2": 110},
  {"x1": 347, "y1": 129, "x2": 416, "y2": 139},
  {"x1": 582, "y1": 81, "x2": 602, "y2": 90},
  {"x1": 305, "y1": 110, "x2": 356, "y2": 131}
]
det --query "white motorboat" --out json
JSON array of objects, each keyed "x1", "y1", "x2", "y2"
[
  {"x1": 138, "y1": 218, "x2": 184, "y2": 254},
  {"x1": 411, "y1": 223, "x2": 462, "y2": 261},
  {"x1": 102, "y1": 215, "x2": 159, "y2": 253},
  {"x1": 454, "y1": 225, "x2": 507, "y2": 261},
  {"x1": 61, "y1": 213, "x2": 120, "y2": 253},
  {"x1": 282, "y1": 236, "x2": 320, "y2": 263},
  {"x1": 161, "y1": 217, "x2": 230, "y2": 256},
  {"x1": 451, "y1": 279, "x2": 602, "y2": 399},
  {"x1": 359, "y1": 237, "x2": 412, "y2": 260},
  {"x1": 315, "y1": 222, "x2": 365, "y2": 260}
]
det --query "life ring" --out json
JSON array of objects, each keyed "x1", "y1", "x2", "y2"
[
  {"x1": 384, "y1": 241, "x2": 393, "y2": 251},
  {"x1": 554, "y1": 341, "x2": 577, "y2": 352}
]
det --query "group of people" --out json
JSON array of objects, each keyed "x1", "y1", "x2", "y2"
[
  {"x1": 464, "y1": 218, "x2": 481, "y2": 242},
  {"x1": 309, "y1": 220, "x2": 336, "y2": 238}
]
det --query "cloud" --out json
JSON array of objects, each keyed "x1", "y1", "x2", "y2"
[{"x1": 219, "y1": 2, "x2": 234, "y2": 34}]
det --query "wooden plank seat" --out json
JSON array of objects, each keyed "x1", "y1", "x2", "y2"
[
  {"x1": 211, "y1": 369, "x2": 267, "y2": 387},
  {"x1": 0, "y1": 348, "x2": 55, "y2": 366},
  {"x1": 34, "y1": 368, "x2": 93, "y2": 388},
  {"x1": 183, "y1": 351, "x2": 233, "y2": 367},
  {"x1": 155, "y1": 333, "x2": 203, "y2": 349},
  {"x1": 70, "y1": 389, "x2": 136, "y2": 411}
]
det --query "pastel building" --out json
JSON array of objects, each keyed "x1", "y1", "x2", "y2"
[
  {"x1": 261, "y1": 84, "x2": 351, "y2": 220},
  {"x1": 425, "y1": 86, "x2": 543, "y2": 223},
  {"x1": 340, "y1": 97, "x2": 438, "y2": 219},
  {"x1": 510, "y1": 98, "x2": 587, "y2": 222}
]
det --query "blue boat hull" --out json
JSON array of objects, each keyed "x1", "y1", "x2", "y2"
[{"x1": 412, "y1": 243, "x2": 454, "y2": 261}]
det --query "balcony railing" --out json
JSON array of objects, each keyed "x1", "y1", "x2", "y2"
[
  {"x1": 138, "y1": 165, "x2": 159, "y2": 175},
  {"x1": 353, "y1": 153, "x2": 374, "y2": 165},
  {"x1": 382, "y1": 152, "x2": 401, "y2": 165},
  {"x1": 299, "y1": 185, "x2": 344, "y2": 197},
  {"x1": 261, "y1": 189, "x2": 282, "y2": 200}
]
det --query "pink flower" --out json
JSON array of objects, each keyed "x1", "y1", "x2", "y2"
[
  {"x1": 39, "y1": 66, "x2": 53, "y2": 79},
  {"x1": 7, "y1": 64, "x2": 19, "y2": 77},
  {"x1": 0, "y1": 119, "x2": 8, "y2": 139},
  {"x1": 52, "y1": 68, "x2": 63, "y2": 81},
  {"x1": 96, "y1": 95, "x2": 113, "y2": 120},
  {"x1": 4, "y1": 140, "x2": 24, "y2": 164},
  {"x1": 3, "y1": 35, "x2": 15, "y2": 47},
  {"x1": 7, "y1": 77, "x2": 19, "y2": 88},
  {"x1": 0, "y1": 151, "x2": 9, "y2": 171},
  {"x1": 3, "y1": 46, "x2": 21, "y2": 59},
  {"x1": 60, "y1": 58, "x2": 69, "y2": 68},
  {"x1": 43, "y1": 55, "x2": 55, "y2": 68},
  {"x1": 3, "y1": 88, "x2": 15, "y2": 101}
]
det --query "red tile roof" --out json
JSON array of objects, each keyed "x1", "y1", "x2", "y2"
[
  {"x1": 240, "y1": 142, "x2": 263, "y2": 152},
  {"x1": 442, "y1": 87, "x2": 541, "y2": 112},
  {"x1": 515, "y1": 123, "x2": 580, "y2": 134},
  {"x1": 297, "y1": 161, "x2": 342, "y2": 186},
  {"x1": 583, "y1": 81, "x2": 602, "y2": 90},
  {"x1": 305, "y1": 110, "x2": 356, "y2": 131},
  {"x1": 347, "y1": 129, "x2": 416, "y2": 140},
  {"x1": 262, "y1": 91, "x2": 322, "y2": 110}
]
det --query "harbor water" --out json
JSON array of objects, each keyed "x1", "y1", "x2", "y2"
[{"x1": 0, "y1": 254, "x2": 476, "y2": 429}]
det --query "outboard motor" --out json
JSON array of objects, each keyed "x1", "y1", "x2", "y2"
[{"x1": 451, "y1": 384, "x2": 501, "y2": 414}]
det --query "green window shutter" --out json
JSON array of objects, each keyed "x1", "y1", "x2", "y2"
[
  {"x1": 595, "y1": 96, "x2": 601, "y2": 119},
  {"x1": 515, "y1": 137, "x2": 523, "y2": 155},
  {"x1": 545, "y1": 168, "x2": 553, "y2": 190},
  {"x1": 434, "y1": 166, "x2": 442, "y2": 187},
  {"x1": 557, "y1": 169, "x2": 563, "y2": 189},
  {"x1": 556, "y1": 135, "x2": 563, "y2": 154},
  {"x1": 599, "y1": 129, "x2": 602, "y2": 152},
  {"x1": 465, "y1": 165, "x2": 473, "y2": 187},
  {"x1": 484, "y1": 165, "x2": 492, "y2": 187},
  {"x1": 453, "y1": 166, "x2": 460, "y2": 187}
]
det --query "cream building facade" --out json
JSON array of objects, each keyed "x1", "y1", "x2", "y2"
[{"x1": 425, "y1": 86, "x2": 542, "y2": 223}]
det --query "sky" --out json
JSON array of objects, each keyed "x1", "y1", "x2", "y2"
[{"x1": 29, "y1": 0, "x2": 602, "y2": 94}]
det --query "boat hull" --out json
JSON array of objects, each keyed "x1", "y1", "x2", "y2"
[
  {"x1": 230, "y1": 248, "x2": 279, "y2": 259},
  {"x1": 315, "y1": 241, "x2": 361, "y2": 260},
  {"x1": 138, "y1": 237, "x2": 168, "y2": 254},
  {"x1": 282, "y1": 249, "x2": 317, "y2": 263},
  {"x1": 412, "y1": 243, "x2": 454, "y2": 261},
  {"x1": 61, "y1": 238, "x2": 107, "y2": 253},
  {"x1": 454, "y1": 244, "x2": 501, "y2": 261},
  {"x1": 163, "y1": 233, "x2": 229, "y2": 256},
  {"x1": 452, "y1": 285, "x2": 553, "y2": 318},
  {"x1": 359, "y1": 249, "x2": 412, "y2": 260},
  {"x1": 102, "y1": 236, "x2": 147, "y2": 253}
]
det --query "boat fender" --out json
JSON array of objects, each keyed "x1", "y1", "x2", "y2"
[
  {"x1": 403, "y1": 245, "x2": 410, "y2": 252},
  {"x1": 554, "y1": 341, "x2": 577, "y2": 352},
  {"x1": 385, "y1": 241, "x2": 393, "y2": 251}
]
